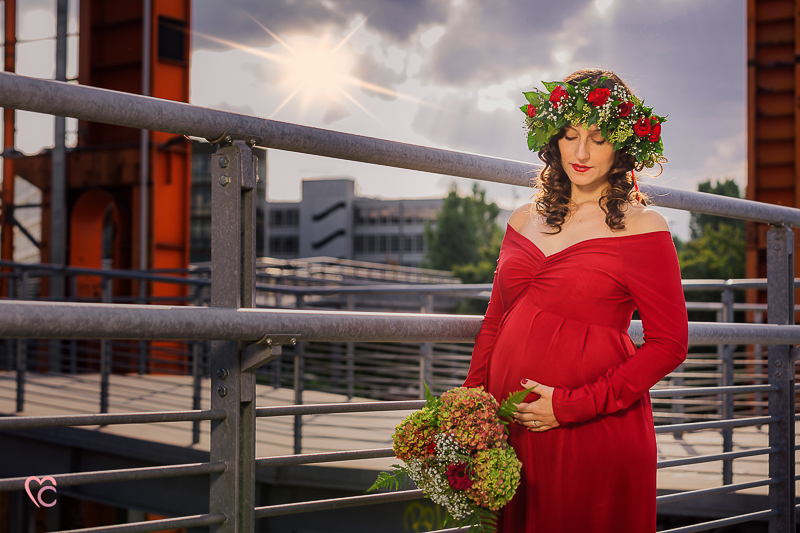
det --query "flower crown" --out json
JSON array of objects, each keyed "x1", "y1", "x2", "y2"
[{"x1": 520, "y1": 77, "x2": 666, "y2": 169}]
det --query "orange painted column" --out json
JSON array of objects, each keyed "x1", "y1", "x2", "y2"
[{"x1": 1, "y1": 0, "x2": 16, "y2": 278}]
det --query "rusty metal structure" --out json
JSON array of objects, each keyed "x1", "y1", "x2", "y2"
[
  {"x1": 747, "y1": 0, "x2": 800, "y2": 321},
  {"x1": 1, "y1": 0, "x2": 191, "y2": 303}
]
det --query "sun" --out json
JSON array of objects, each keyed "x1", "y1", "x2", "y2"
[
  {"x1": 195, "y1": 15, "x2": 436, "y2": 122},
  {"x1": 281, "y1": 36, "x2": 353, "y2": 108}
]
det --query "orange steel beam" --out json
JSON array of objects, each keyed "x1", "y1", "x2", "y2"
[
  {"x1": 1, "y1": 0, "x2": 15, "y2": 274},
  {"x1": 746, "y1": 0, "x2": 800, "y2": 324}
]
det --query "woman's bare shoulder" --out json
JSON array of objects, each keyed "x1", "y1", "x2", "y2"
[
  {"x1": 624, "y1": 204, "x2": 671, "y2": 234},
  {"x1": 508, "y1": 203, "x2": 539, "y2": 232}
]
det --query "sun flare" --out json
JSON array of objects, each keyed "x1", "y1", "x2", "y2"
[
  {"x1": 283, "y1": 37, "x2": 353, "y2": 107},
  {"x1": 196, "y1": 15, "x2": 436, "y2": 122}
]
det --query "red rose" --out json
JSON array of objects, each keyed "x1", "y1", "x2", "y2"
[
  {"x1": 648, "y1": 117, "x2": 661, "y2": 143},
  {"x1": 549, "y1": 85, "x2": 569, "y2": 109},
  {"x1": 587, "y1": 88, "x2": 610, "y2": 107},
  {"x1": 426, "y1": 441, "x2": 436, "y2": 455},
  {"x1": 446, "y1": 462, "x2": 473, "y2": 491},
  {"x1": 633, "y1": 116, "x2": 652, "y2": 137},
  {"x1": 617, "y1": 100, "x2": 634, "y2": 117},
  {"x1": 526, "y1": 104, "x2": 537, "y2": 117}
]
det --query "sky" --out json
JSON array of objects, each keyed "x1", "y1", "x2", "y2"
[{"x1": 7, "y1": 0, "x2": 747, "y2": 242}]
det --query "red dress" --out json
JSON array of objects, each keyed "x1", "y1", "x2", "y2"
[{"x1": 464, "y1": 224, "x2": 689, "y2": 533}]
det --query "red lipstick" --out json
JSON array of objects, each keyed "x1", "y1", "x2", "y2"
[{"x1": 571, "y1": 164, "x2": 591, "y2": 173}]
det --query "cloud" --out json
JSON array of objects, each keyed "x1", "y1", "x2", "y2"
[
  {"x1": 193, "y1": 0, "x2": 449, "y2": 52},
  {"x1": 321, "y1": 100, "x2": 352, "y2": 125}
]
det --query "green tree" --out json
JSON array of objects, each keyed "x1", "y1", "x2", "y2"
[
  {"x1": 688, "y1": 178, "x2": 746, "y2": 240},
  {"x1": 422, "y1": 183, "x2": 502, "y2": 284},
  {"x1": 678, "y1": 177, "x2": 746, "y2": 324},
  {"x1": 423, "y1": 184, "x2": 503, "y2": 313}
]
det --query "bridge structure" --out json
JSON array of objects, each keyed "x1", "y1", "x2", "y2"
[{"x1": 0, "y1": 71, "x2": 798, "y2": 532}]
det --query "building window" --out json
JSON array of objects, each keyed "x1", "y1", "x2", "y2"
[
  {"x1": 269, "y1": 209, "x2": 299, "y2": 228},
  {"x1": 367, "y1": 235, "x2": 376, "y2": 252},
  {"x1": 158, "y1": 17, "x2": 187, "y2": 63},
  {"x1": 390, "y1": 235, "x2": 399, "y2": 252},
  {"x1": 416, "y1": 235, "x2": 424, "y2": 252},
  {"x1": 355, "y1": 235, "x2": 364, "y2": 252},
  {"x1": 379, "y1": 235, "x2": 387, "y2": 252},
  {"x1": 404, "y1": 236, "x2": 413, "y2": 252},
  {"x1": 269, "y1": 236, "x2": 299, "y2": 254}
]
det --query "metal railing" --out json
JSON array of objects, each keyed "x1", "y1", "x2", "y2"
[{"x1": 0, "y1": 70, "x2": 797, "y2": 532}]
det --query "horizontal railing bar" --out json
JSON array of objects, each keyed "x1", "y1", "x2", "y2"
[
  {"x1": 657, "y1": 446, "x2": 777, "y2": 469},
  {"x1": 253, "y1": 490, "x2": 423, "y2": 518},
  {"x1": 0, "y1": 301, "x2": 480, "y2": 342},
  {"x1": 0, "y1": 72, "x2": 798, "y2": 225},
  {"x1": 0, "y1": 260, "x2": 207, "y2": 286},
  {"x1": 255, "y1": 448, "x2": 395, "y2": 467},
  {"x1": 649, "y1": 385, "x2": 776, "y2": 397},
  {"x1": 0, "y1": 462, "x2": 226, "y2": 491},
  {"x1": 0, "y1": 300, "x2": 796, "y2": 344},
  {"x1": 0, "y1": 409, "x2": 226, "y2": 430},
  {"x1": 657, "y1": 478, "x2": 778, "y2": 505},
  {"x1": 654, "y1": 416, "x2": 777, "y2": 434},
  {"x1": 657, "y1": 508, "x2": 777, "y2": 533},
  {"x1": 53, "y1": 513, "x2": 226, "y2": 533},
  {"x1": 256, "y1": 400, "x2": 426, "y2": 417}
]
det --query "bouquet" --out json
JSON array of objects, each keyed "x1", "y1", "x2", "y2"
[{"x1": 367, "y1": 385, "x2": 529, "y2": 533}]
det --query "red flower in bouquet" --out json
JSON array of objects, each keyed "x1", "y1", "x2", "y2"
[
  {"x1": 526, "y1": 104, "x2": 537, "y2": 117},
  {"x1": 446, "y1": 462, "x2": 473, "y2": 490}
]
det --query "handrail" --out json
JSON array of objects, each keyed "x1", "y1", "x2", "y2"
[
  {"x1": 0, "y1": 72, "x2": 797, "y2": 225},
  {"x1": 0, "y1": 300, "x2": 798, "y2": 344}
]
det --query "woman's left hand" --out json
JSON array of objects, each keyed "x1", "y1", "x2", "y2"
[{"x1": 512, "y1": 379, "x2": 561, "y2": 432}]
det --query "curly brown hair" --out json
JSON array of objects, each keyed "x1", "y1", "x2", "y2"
[{"x1": 529, "y1": 68, "x2": 657, "y2": 235}]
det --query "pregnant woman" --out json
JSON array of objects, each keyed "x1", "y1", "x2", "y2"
[{"x1": 464, "y1": 68, "x2": 689, "y2": 532}]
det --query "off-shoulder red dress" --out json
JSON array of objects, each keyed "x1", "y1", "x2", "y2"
[{"x1": 464, "y1": 224, "x2": 689, "y2": 533}]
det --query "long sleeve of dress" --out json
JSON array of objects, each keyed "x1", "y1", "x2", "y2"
[
  {"x1": 551, "y1": 234, "x2": 689, "y2": 425},
  {"x1": 463, "y1": 260, "x2": 504, "y2": 389}
]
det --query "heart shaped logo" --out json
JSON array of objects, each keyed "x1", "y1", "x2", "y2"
[{"x1": 25, "y1": 476, "x2": 58, "y2": 508}]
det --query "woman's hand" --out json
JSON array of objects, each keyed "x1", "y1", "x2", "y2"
[{"x1": 512, "y1": 379, "x2": 561, "y2": 432}]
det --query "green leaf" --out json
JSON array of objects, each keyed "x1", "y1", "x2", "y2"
[
  {"x1": 497, "y1": 388, "x2": 532, "y2": 420},
  {"x1": 542, "y1": 81, "x2": 560, "y2": 93},
  {"x1": 365, "y1": 467, "x2": 412, "y2": 493},
  {"x1": 522, "y1": 91, "x2": 541, "y2": 105},
  {"x1": 527, "y1": 132, "x2": 538, "y2": 151},
  {"x1": 575, "y1": 95, "x2": 585, "y2": 113},
  {"x1": 424, "y1": 381, "x2": 434, "y2": 402},
  {"x1": 564, "y1": 83, "x2": 576, "y2": 97}
]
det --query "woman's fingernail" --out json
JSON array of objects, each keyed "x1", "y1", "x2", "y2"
[{"x1": 520, "y1": 379, "x2": 528, "y2": 385}]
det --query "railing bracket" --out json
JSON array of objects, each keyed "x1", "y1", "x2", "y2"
[{"x1": 241, "y1": 334, "x2": 299, "y2": 373}]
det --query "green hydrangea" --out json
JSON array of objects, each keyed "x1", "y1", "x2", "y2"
[
  {"x1": 393, "y1": 406, "x2": 438, "y2": 461},
  {"x1": 466, "y1": 447, "x2": 522, "y2": 510}
]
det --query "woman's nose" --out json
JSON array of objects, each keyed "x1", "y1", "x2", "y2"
[{"x1": 574, "y1": 139, "x2": 589, "y2": 160}]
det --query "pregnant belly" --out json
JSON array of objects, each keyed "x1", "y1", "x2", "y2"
[{"x1": 486, "y1": 298, "x2": 635, "y2": 404}]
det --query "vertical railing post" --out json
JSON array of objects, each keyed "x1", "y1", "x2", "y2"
[
  {"x1": 15, "y1": 269, "x2": 27, "y2": 412},
  {"x1": 294, "y1": 293, "x2": 305, "y2": 455},
  {"x1": 720, "y1": 286, "x2": 734, "y2": 485},
  {"x1": 754, "y1": 310, "x2": 764, "y2": 418},
  {"x1": 419, "y1": 292, "x2": 434, "y2": 397},
  {"x1": 346, "y1": 293, "x2": 355, "y2": 400},
  {"x1": 138, "y1": 277, "x2": 147, "y2": 374},
  {"x1": 192, "y1": 289, "x2": 202, "y2": 445},
  {"x1": 766, "y1": 224, "x2": 795, "y2": 532},
  {"x1": 100, "y1": 276, "x2": 112, "y2": 413},
  {"x1": 209, "y1": 140, "x2": 257, "y2": 533}
]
